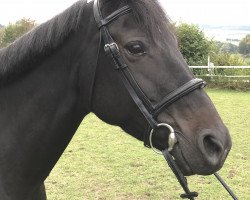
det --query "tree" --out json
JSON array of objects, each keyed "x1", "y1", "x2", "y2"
[
  {"x1": 175, "y1": 23, "x2": 212, "y2": 66},
  {"x1": 220, "y1": 43, "x2": 238, "y2": 54},
  {"x1": 211, "y1": 53, "x2": 246, "y2": 66},
  {"x1": 209, "y1": 53, "x2": 247, "y2": 76},
  {"x1": 0, "y1": 18, "x2": 36, "y2": 48},
  {"x1": 239, "y1": 34, "x2": 250, "y2": 55},
  {"x1": 0, "y1": 25, "x2": 4, "y2": 45},
  {"x1": 0, "y1": 29, "x2": 4, "y2": 44}
]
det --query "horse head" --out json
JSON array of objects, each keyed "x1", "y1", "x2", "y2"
[{"x1": 91, "y1": 0, "x2": 232, "y2": 176}]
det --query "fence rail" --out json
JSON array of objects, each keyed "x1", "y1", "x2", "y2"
[
  {"x1": 189, "y1": 66, "x2": 250, "y2": 77},
  {"x1": 189, "y1": 66, "x2": 250, "y2": 69},
  {"x1": 189, "y1": 66, "x2": 250, "y2": 88}
]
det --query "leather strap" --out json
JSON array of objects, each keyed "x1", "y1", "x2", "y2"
[
  {"x1": 94, "y1": 0, "x2": 131, "y2": 28},
  {"x1": 99, "y1": 6, "x2": 131, "y2": 28},
  {"x1": 152, "y1": 79, "x2": 206, "y2": 116},
  {"x1": 162, "y1": 149, "x2": 198, "y2": 199}
]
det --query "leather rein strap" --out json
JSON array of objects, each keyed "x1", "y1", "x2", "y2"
[{"x1": 162, "y1": 149, "x2": 198, "y2": 200}]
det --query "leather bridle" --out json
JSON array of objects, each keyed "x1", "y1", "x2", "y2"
[
  {"x1": 93, "y1": 0, "x2": 206, "y2": 148},
  {"x1": 92, "y1": 0, "x2": 238, "y2": 199}
]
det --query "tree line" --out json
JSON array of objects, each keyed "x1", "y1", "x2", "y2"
[
  {"x1": 0, "y1": 18, "x2": 36, "y2": 48},
  {"x1": 175, "y1": 23, "x2": 250, "y2": 67}
]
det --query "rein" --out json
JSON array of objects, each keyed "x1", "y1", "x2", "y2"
[
  {"x1": 92, "y1": 0, "x2": 238, "y2": 199},
  {"x1": 162, "y1": 150, "x2": 238, "y2": 200}
]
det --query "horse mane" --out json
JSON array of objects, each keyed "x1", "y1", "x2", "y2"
[
  {"x1": 0, "y1": 0, "x2": 86, "y2": 82},
  {"x1": 0, "y1": 0, "x2": 173, "y2": 83}
]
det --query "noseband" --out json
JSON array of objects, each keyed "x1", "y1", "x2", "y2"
[{"x1": 92, "y1": 0, "x2": 237, "y2": 199}]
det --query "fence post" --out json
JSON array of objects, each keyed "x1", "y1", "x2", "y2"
[
  {"x1": 208, "y1": 56, "x2": 210, "y2": 74},
  {"x1": 208, "y1": 56, "x2": 215, "y2": 76}
]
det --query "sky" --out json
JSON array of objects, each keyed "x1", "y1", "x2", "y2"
[{"x1": 0, "y1": 0, "x2": 249, "y2": 26}]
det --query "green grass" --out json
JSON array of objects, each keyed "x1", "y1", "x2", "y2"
[
  {"x1": 45, "y1": 89, "x2": 250, "y2": 199},
  {"x1": 245, "y1": 57, "x2": 250, "y2": 65}
]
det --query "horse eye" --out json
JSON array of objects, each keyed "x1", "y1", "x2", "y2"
[{"x1": 125, "y1": 42, "x2": 146, "y2": 56}]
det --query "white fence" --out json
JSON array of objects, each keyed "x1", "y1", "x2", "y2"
[
  {"x1": 189, "y1": 66, "x2": 250, "y2": 83},
  {"x1": 189, "y1": 66, "x2": 250, "y2": 69}
]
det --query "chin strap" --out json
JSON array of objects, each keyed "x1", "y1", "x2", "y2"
[
  {"x1": 162, "y1": 149, "x2": 198, "y2": 200},
  {"x1": 162, "y1": 149, "x2": 238, "y2": 200}
]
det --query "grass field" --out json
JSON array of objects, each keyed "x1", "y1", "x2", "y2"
[
  {"x1": 45, "y1": 89, "x2": 250, "y2": 200},
  {"x1": 245, "y1": 57, "x2": 250, "y2": 65}
]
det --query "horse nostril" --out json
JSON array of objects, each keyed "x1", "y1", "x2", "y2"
[
  {"x1": 195, "y1": 129, "x2": 231, "y2": 174},
  {"x1": 199, "y1": 134, "x2": 224, "y2": 166},
  {"x1": 203, "y1": 136, "x2": 222, "y2": 158}
]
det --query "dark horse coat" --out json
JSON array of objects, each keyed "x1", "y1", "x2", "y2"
[{"x1": 0, "y1": 0, "x2": 231, "y2": 199}]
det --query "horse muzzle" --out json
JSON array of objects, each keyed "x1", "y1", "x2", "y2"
[{"x1": 172, "y1": 128, "x2": 232, "y2": 176}]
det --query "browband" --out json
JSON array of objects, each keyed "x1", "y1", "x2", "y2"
[{"x1": 94, "y1": 0, "x2": 132, "y2": 28}]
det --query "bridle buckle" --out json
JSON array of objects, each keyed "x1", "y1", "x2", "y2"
[
  {"x1": 104, "y1": 42, "x2": 127, "y2": 69},
  {"x1": 104, "y1": 43, "x2": 119, "y2": 56}
]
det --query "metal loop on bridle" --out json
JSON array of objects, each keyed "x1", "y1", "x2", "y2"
[
  {"x1": 149, "y1": 123, "x2": 177, "y2": 155},
  {"x1": 104, "y1": 42, "x2": 119, "y2": 55}
]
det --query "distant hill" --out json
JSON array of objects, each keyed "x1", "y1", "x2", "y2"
[
  {"x1": 199, "y1": 24, "x2": 250, "y2": 45},
  {"x1": 200, "y1": 25, "x2": 250, "y2": 31},
  {"x1": 0, "y1": 24, "x2": 4, "y2": 29}
]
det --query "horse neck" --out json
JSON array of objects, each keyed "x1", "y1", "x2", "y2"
[{"x1": 0, "y1": 5, "x2": 99, "y2": 198}]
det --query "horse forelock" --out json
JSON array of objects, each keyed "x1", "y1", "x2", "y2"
[
  {"x1": 101, "y1": 0, "x2": 175, "y2": 44},
  {"x1": 129, "y1": 0, "x2": 173, "y2": 41}
]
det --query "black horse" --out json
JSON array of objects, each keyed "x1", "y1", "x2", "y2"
[{"x1": 0, "y1": 0, "x2": 232, "y2": 199}]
